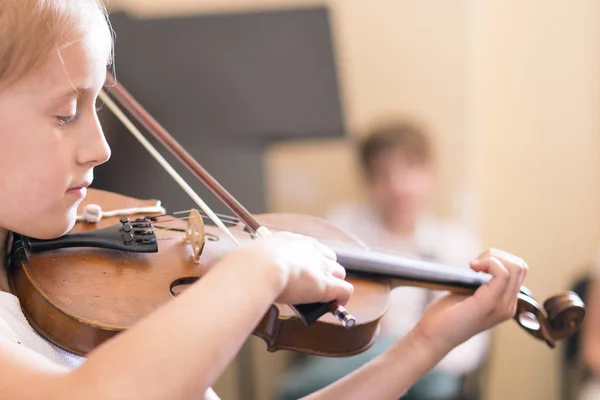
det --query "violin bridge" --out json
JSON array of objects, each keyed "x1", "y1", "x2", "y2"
[{"x1": 185, "y1": 209, "x2": 205, "y2": 263}]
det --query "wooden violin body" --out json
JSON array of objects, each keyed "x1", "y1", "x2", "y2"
[{"x1": 8, "y1": 189, "x2": 390, "y2": 356}]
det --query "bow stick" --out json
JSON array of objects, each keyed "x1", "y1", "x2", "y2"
[{"x1": 100, "y1": 73, "x2": 355, "y2": 328}]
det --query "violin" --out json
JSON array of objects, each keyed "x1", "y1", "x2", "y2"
[{"x1": 5, "y1": 74, "x2": 586, "y2": 357}]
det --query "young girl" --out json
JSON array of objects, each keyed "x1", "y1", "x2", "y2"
[{"x1": 0, "y1": 1, "x2": 528, "y2": 399}]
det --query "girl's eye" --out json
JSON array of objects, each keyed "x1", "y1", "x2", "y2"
[{"x1": 56, "y1": 114, "x2": 80, "y2": 126}]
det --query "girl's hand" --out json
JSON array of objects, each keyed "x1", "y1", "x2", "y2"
[
  {"x1": 413, "y1": 248, "x2": 528, "y2": 352},
  {"x1": 231, "y1": 231, "x2": 354, "y2": 306}
]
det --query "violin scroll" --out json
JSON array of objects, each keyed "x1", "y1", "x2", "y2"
[
  {"x1": 543, "y1": 292, "x2": 586, "y2": 339},
  {"x1": 514, "y1": 289, "x2": 585, "y2": 348}
]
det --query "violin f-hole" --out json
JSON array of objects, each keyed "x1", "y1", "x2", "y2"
[{"x1": 170, "y1": 277, "x2": 200, "y2": 297}]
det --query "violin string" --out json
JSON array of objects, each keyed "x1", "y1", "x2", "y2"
[
  {"x1": 150, "y1": 208, "x2": 363, "y2": 249},
  {"x1": 94, "y1": 202, "x2": 420, "y2": 265},
  {"x1": 172, "y1": 209, "x2": 240, "y2": 223},
  {"x1": 172, "y1": 213, "x2": 239, "y2": 224},
  {"x1": 142, "y1": 208, "x2": 329, "y2": 237},
  {"x1": 98, "y1": 90, "x2": 240, "y2": 246},
  {"x1": 147, "y1": 212, "x2": 479, "y2": 286},
  {"x1": 94, "y1": 204, "x2": 367, "y2": 254},
  {"x1": 148, "y1": 214, "x2": 480, "y2": 282},
  {"x1": 96, "y1": 211, "x2": 487, "y2": 288}
]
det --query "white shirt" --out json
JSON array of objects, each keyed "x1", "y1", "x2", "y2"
[
  {"x1": 0, "y1": 291, "x2": 220, "y2": 400},
  {"x1": 326, "y1": 204, "x2": 490, "y2": 374},
  {"x1": 0, "y1": 291, "x2": 85, "y2": 368}
]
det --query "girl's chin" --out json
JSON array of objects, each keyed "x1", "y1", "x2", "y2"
[
  {"x1": 5, "y1": 206, "x2": 79, "y2": 240},
  {"x1": 34, "y1": 213, "x2": 78, "y2": 240}
]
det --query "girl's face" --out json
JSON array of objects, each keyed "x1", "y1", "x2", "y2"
[{"x1": 0, "y1": 16, "x2": 112, "y2": 239}]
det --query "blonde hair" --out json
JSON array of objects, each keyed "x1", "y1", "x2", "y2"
[{"x1": 0, "y1": 0, "x2": 113, "y2": 90}]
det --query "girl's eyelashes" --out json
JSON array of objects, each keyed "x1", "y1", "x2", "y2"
[
  {"x1": 56, "y1": 114, "x2": 80, "y2": 126},
  {"x1": 54, "y1": 94, "x2": 101, "y2": 127}
]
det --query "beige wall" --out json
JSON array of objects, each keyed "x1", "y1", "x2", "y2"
[
  {"x1": 471, "y1": 2, "x2": 600, "y2": 399},
  {"x1": 266, "y1": 1, "x2": 470, "y2": 224},
  {"x1": 108, "y1": 1, "x2": 600, "y2": 400},
  {"x1": 110, "y1": 0, "x2": 470, "y2": 221}
]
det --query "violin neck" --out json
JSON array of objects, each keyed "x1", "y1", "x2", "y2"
[{"x1": 328, "y1": 244, "x2": 490, "y2": 294}]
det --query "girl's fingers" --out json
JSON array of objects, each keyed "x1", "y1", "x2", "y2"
[
  {"x1": 500, "y1": 258, "x2": 524, "y2": 312},
  {"x1": 471, "y1": 254, "x2": 528, "y2": 320},
  {"x1": 510, "y1": 267, "x2": 528, "y2": 312},
  {"x1": 328, "y1": 260, "x2": 347, "y2": 280},
  {"x1": 317, "y1": 242, "x2": 337, "y2": 262},
  {"x1": 479, "y1": 248, "x2": 529, "y2": 273},
  {"x1": 325, "y1": 276, "x2": 354, "y2": 306},
  {"x1": 484, "y1": 250, "x2": 528, "y2": 312},
  {"x1": 470, "y1": 256, "x2": 510, "y2": 299}
]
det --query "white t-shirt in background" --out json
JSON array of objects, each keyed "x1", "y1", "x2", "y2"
[{"x1": 326, "y1": 204, "x2": 490, "y2": 374}]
